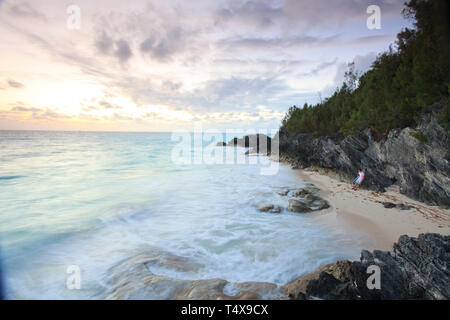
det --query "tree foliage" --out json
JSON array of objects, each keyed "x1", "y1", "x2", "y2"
[{"x1": 281, "y1": 0, "x2": 449, "y2": 139}]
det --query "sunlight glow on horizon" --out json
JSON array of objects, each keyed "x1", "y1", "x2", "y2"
[{"x1": 0, "y1": 0, "x2": 410, "y2": 131}]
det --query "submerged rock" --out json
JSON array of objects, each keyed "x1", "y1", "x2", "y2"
[
  {"x1": 276, "y1": 189, "x2": 289, "y2": 196},
  {"x1": 258, "y1": 204, "x2": 282, "y2": 214},
  {"x1": 259, "y1": 204, "x2": 274, "y2": 212},
  {"x1": 270, "y1": 206, "x2": 282, "y2": 213},
  {"x1": 283, "y1": 233, "x2": 450, "y2": 300},
  {"x1": 105, "y1": 248, "x2": 283, "y2": 300}
]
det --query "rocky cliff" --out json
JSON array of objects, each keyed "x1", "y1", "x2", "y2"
[
  {"x1": 277, "y1": 113, "x2": 450, "y2": 207},
  {"x1": 283, "y1": 233, "x2": 450, "y2": 300}
]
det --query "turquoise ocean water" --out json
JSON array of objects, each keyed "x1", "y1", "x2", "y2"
[{"x1": 0, "y1": 131, "x2": 370, "y2": 299}]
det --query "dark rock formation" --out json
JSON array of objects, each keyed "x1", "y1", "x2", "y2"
[
  {"x1": 276, "y1": 189, "x2": 289, "y2": 196},
  {"x1": 382, "y1": 202, "x2": 397, "y2": 208},
  {"x1": 220, "y1": 134, "x2": 272, "y2": 155},
  {"x1": 283, "y1": 233, "x2": 450, "y2": 300},
  {"x1": 105, "y1": 234, "x2": 448, "y2": 300},
  {"x1": 258, "y1": 204, "x2": 282, "y2": 214},
  {"x1": 277, "y1": 114, "x2": 450, "y2": 207},
  {"x1": 382, "y1": 202, "x2": 415, "y2": 210},
  {"x1": 287, "y1": 185, "x2": 329, "y2": 213}
]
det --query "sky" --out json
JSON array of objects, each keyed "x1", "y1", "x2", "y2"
[{"x1": 0, "y1": 0, "x2": 411, "y2": 132}]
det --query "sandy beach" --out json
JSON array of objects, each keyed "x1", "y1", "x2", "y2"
[{"x1": 295, "y1": 168, "x2": 450, "y2": 251}]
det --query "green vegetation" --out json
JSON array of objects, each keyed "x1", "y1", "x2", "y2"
[
  {"x1": 281, "y1": 0, "x2": 449, "y2": 140},
  {"x1": 409, "y1": 130, "x2": 428, "y2": 143}
]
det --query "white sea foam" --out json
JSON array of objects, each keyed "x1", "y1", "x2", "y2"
[{"x1": 0, "y1": 131, "x2": 369, "y2": 299}]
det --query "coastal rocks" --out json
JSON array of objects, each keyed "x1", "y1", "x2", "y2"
[
  {"x1": 264, "y1": 185, "x2": 329, "y2": 213},
  {"x1": 277, "y1": 111, "x2": 450, "y2": 207},
  {"x1": 287, "y1": 186, "x2": 329, "y2": 213},
  {"x1": 276, "y1": 189, "x2": 289, "y2": 196},
  {"x1": 216, "y1": 134, "x2": 272, "y2": 155},
  {"x1": 260, "y1": 184, "x2": 329, "y2": 214},
  {"x1": 284, "y1": 233, "x2": 450, "y2": 300},
  {"x1": 105, "y1": 248, "x2": 283, "y2": 300},
  {"x1": 291, "y1": 185, "x2": 320, "y2": 197},
  {"x1": 105, "y1": 234, "x2": 449, "y2": 300},
  {"x1": 287, "y1": 198, "x2": 312, "y2": 212},
  {"x1": 258, "y1": 204, "x2": 282, "y2": 214},
  {"x1": 382, "y1": 202, "x2": 415, "y2": 210},
  {"x1": 382, "y1": 202, "x2": 396, "y2": 208},
  {"x1": 396, "y1": 203, "x2": 415, "y2": 210}
]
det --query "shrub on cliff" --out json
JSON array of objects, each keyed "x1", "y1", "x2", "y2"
[{"x1": 281, "y1": 0, "x2": 450, "y2": 140}]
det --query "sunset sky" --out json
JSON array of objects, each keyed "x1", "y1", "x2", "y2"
[{"x1": 0, "y1": 0, "x2": 410, "y2": 132}]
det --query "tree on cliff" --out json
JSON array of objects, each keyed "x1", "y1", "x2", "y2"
[{"x1": 281, "y1": 0, "x2": 450, "y2": 139}]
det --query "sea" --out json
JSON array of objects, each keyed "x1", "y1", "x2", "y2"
[{"x1": 0, "y1": 130, "x2": 370, "y2": 299}]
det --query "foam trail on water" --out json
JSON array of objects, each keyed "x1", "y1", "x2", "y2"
[{"x1": 0, "y1": 131, "x2": 370, "y2": 299}]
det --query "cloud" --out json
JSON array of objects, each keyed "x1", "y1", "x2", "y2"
[
  {"x1": 82, "y1": 106, "x2": 99, "y2": 112},
  {"x1": 215, "y1": 0, "x2": 283, "y2": 28},
  {"x1": 7, "y1": 79, "x2": 24, "y2": 88},
  {"x1": 114, "y1": 39, "x2": 132, "y2": 63},
  {"x1": 140, "y1": 27, "x2": 185, "y2": 62},
  {"x1": 95, "y1": 32, "x2": 114, "y2": 55},
  {"x1": 98, "y1": 100, "x2": 122, "y2": 109},
  {"x1": 0, "y1": 0, "x2": 409, "y2": 130},
  {"x1": 214, "y1": 0, "x2": 404, "y2": 31},
  {"x1": 316, "y1": 51, "x2": 378, "y2": 98},
  {"x1": 349, "y1": 34, "x2": 396, "y2": 46},
  {"x1": 6, "y1": 2, "x2": 47, "y2": 20},
  {"x1": 281, "y1": 0, "x2": 403, "y2": 28},
  {"x1": 183, "y1": 76, "x2": 289, "y2": 112},
  {"x1": 11, "y1": 106, "x2": 39, "y2": 112},
  {"x1": 3, "y1": 21, "x2": 114, "y2": 80},
  {"x1": 296, "y1": 59, "x2": 337, "y2": 77},
  {"x1": 10, "y1": 106, "x2": 72, "y2": 120},
  {"x1": 218, "y1": 34, "x2": 338, "y2": 49},
  {"x1": 162, "y1": 80, "x2": 182, "y2": 91},
  {"x1": 94, "y1": 32, "x2": 132, "y2": 63},
  {"x1": 333, "y1": 52, "x2": 378, "y2": 86}
]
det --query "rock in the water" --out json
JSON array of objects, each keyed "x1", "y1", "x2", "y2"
[
  {"x1": 271, "y1": 206, "x2": 282, "y2": 213},
  {"x1": 284, "y1": 233, "x2": 450, "y2": 300},
  {"x1": 291, "y1": 186, "x2": 320, "y2": 197},
  {"x1": 276, "y1": 189, "x2": 289, "y2": 196},
  {"x1": 105, "y1": 248, "x2": 284, "y2": 300},
  {"x1": 226, "y1": 134, "x2": 272, "y2": 155},
  {"x1": 258, "y1": 204, "x2": 274, "y2": 212},
  {"x1": 288, "y1": 198, "x2": 312, "y2": 213},
  {"x1": 258, "y1": 204, "x2": 282, "y2": 214},
  {"x1": 287, "y1": 185, "x2": 329, "y2": 213}
]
